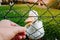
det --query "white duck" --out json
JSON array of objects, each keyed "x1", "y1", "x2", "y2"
[{"x1": 25, "y1": 10, "x2": 45, "y2": 39}]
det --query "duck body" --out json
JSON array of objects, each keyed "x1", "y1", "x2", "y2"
[
  {"x1": 25, "y1": 10, "x2": 45, "y2": 39},
  {"x1": 26, "y1": 20, "x2": 45, "y2": 39}
]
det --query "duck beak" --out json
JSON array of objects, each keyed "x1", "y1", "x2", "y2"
[
  {"x1": 25, "y1": 17, "x2": 35, "y2": 23},
  {"x1": 25, "y1": 17, "x2": 34, "y2": 27}
]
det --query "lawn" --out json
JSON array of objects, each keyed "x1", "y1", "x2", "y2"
[{"x1": 0, "y1": 4, "x2": 60, "y2": 40}]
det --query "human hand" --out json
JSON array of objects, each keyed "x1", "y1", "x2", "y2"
[{"x1": 0, "y1": 20, "x2": 26, "y2": 40}]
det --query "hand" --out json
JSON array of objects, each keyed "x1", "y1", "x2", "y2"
[{"x1": 0, "y1": 20, "x2": 26, "y2": 40}]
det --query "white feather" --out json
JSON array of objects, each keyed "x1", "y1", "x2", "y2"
[
  {"x1": 26, "y1": 21, "x2": 45, "y2": 39},
  {"x1": 29, "y1": 10, "x2": 38, "y2": 20},
  {"x1": 26, "y1": 10, "x2": 45, "y2": 39}
]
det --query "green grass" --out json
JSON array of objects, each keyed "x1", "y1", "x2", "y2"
[{"x1": 0, "y1": 4, "x2": 60, "y2": 40}]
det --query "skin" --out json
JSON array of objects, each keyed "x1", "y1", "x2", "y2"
[{"x1": 0, "y1": 20, "x2": 26, "y2": 40}]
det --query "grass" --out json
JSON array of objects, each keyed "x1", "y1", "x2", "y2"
[{"x1": 0, "y1": 4, "x2": 60, "y2": 40}]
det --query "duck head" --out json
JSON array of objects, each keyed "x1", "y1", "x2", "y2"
[{"x1": 25, "y1": 10, "x2": 38, "y2": 26}]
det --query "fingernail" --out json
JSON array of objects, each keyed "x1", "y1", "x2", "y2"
[{"x1": 19, "y1": 36, "x2": 22, "y2": 39}]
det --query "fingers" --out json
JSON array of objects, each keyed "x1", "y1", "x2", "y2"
[
  {"x1": 12, "y1": 35, "x2": 26, "y2": 40},
  {"x1": 18, "y1": 35, "x2": 26, "y2": 39},
  {"x1": 15, "y1": 32, "x2": 26, "y2": 39},
  {"x1": 11, "y1": 27, "x2": 26, "y2": 40}
]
